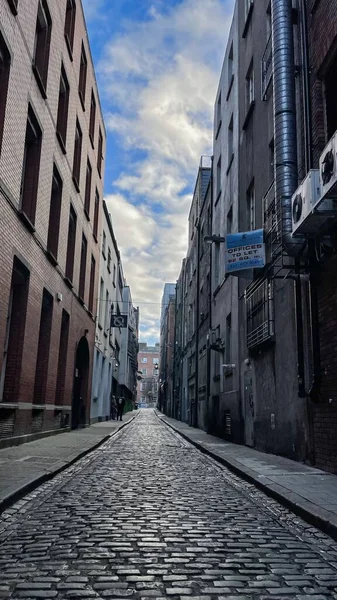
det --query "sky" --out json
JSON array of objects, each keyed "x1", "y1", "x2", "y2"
[{"x1": 82, "y1": 0, "x2": 234, "y2": 345}]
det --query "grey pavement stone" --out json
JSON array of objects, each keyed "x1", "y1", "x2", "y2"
[{"x1": 1, "y1": 411, "x2": 337, "y2": 600}]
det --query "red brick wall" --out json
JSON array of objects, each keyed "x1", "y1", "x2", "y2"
[
  {"x1": 307, "y1": 0, "x2": 337, "y2": 473},
  {"x1": 0, "y1": 0, "x2": 106, "y2": 437}
]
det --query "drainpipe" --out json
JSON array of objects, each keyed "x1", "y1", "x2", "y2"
[
  {"x1": 271, "y1": 0, "x2": 305, "y2": 256},
  {"x1": 298, "y1": 0, "x2": 321, "y2": 405},
  {"x1": 272, "y1": 0, "x2": 309, "y2": 401}
]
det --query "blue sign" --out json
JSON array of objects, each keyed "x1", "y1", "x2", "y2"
[{"x1": 225, "y1": 229, "x2": 265, "y2": 273}]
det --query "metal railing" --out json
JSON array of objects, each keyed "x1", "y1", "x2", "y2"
[{"x1": 246, "y1": 278, "x2": 274, "y2": 350}]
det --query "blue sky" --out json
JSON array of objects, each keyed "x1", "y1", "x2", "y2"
[{"x1": 82, "y1": 0, "x2": 234, "y2": 344}]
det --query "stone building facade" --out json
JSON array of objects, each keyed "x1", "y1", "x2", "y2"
[
  {"x1": 137, "y1": 343, "x2": 159, "y2": 408},
  {"x1": 0, "y1": 0, "x2": 105, "y2": 439}
]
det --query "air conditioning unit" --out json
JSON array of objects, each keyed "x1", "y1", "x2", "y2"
[
  {"x1": 292, "y1": 170, "x2": 337, "y2": 236},
  {"x1": 319, "y1": 131, "x2": 337, "y2": 198}
]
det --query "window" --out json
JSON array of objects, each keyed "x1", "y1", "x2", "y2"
[
  {"x1": 141, "y1": 368, "x2": 147, "y2": 376},
  {"x1": 55, "y1": 310, "x2": 70, "y2": 406},
  {"x1": 153, "y1": 358, "x2": 159, "y2": 364},
  {"x1": 7, "y1": 0, "x2": 18, "y2": 15},
  {"x1": 246, "y1": 61, "x2": 254, "y2": 115},
  {"x1": 78, "y1": 42, "x2": 87, "y2": 108},
  {"x1": 227, "y1": 206, "x2": 233, "y2": 234},
  {"x1": 216, "y1": 156, "x2": 221, "y2": 199},
  {"x1": 64, "y1": 0, "x2": 76, "y2": 57},
  {"x1": 102, "y1": 230, "x2": 106, "y2": 258},
  {"x1": 0, "y1": 258, "x2": 30, "y2": 404},
  {"x1": 98, "y1": 278, "x2": 104, "y2": 326},
  {"x1": 33, "y1": 0, "x2": 52, "y2": 97},
  {"x1": 105, "y1": 290, "x2": 109, "y2": 333},
  {"x1": 225, "y1": 313, "x2": 232, "y2": 364},
  {"x1": 0, "y1": 31, "x2": 11, "y2": 153},
  {"x1": 72, "y1": 119, "x2": 82, "y2": 191},
  {"x1": 93, "y1": 188, "x2": 99, "y2": 240},
  {"x1": 228, "y1": 42, "x2": 234, "y2": 94},
  {"x1": 216, "y1": 93, "x2": 221, "y2": 135},
  {"x1": 113, "y1": 264, "x2": 116, "y2": 286},
  {"x1": 228, "y1": 116, "x2": 233, "y2": 166},
  {"x1": 247, "y1": 181, "x2": 255, "y2": 231},
  {"x1": 214, "y1": 241, "x2": 220, "y2": 289},
  {"x1": 33, "y1": 289, "x2": 53, "y2": 405},
  {"x1": 245, "y1": 0, "x2": 253, "y2": 20},
  {"x1": 20, "y1": 105, "x2": 42, "y2": 228},
  {"x1": 107, "y1": 247, "x2": 111, "y2": 272},
  {"x1": 65, "y1": 205, "x2": 77, "y2": 283},
  {"x1": 118, "y1": 269, "x2": 123, "y2": 291},
  {"x1": 89, "y1": 90, "x2": 96, "y2": 146},
  {"x1": 78, "y1": 233, "x2": 87, "y2": 301},
  {"x1": 47, "y1": 165, "x2": 63, "y2": 262},
  {"x1": 56, "y1": 65, "x2": 70, "y2": 151},
  {"x1": 88, "y1": 255, "x2": 95, "y2": 313},
  {"x1": 84, "y1": 159, "x2": 92, "y2": 218},
  {"x1": 269, "y1": 138, "x2": 274, "y2": 184},
  {"x1": 141, "y1": 357, "x2": 148, "y2": 363},
  {"x1": 97, "y1": 127, "x2": 103, "y2": 176}
]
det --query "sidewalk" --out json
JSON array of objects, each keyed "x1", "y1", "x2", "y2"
[
  {"x1": 0, "y1": 410, "x2": 138, "y2": 512},
  {"x1": 158, "y1": 412, "x2": 337, "y2": 541}
]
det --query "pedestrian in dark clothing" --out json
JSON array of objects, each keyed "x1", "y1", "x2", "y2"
[{"x1": 117, "y1": 397, "x2": 125, "y2": 421}]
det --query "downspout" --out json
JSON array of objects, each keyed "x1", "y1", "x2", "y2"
[
  {"x1": 298, "y1": 0, "x2": 321, "y2": 404},
  {"x1": 271, "y1": 0, "x2": 305, "y2": 256},
  {"x1": 272, "y1": 0, "x2": 308, "y2": 400}
]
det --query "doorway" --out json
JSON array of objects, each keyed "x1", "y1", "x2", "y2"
[{"x1": 72, "y1": 336, "x2": 89, "y2": 429}]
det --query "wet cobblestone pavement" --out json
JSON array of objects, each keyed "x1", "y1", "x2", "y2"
[{"x1": 1, "y1": 410, "x2": 337, "y2": 600}]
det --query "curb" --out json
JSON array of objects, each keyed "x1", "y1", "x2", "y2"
[
  {"x1": 157, "y1": 411, "x2": 337, "y2": 543},
  {"x1": 0, "y1": 412, "x2": 139, "y2": 515}
]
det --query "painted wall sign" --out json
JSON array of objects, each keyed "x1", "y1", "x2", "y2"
[{"x1": 225, "y1": 229, "x2": 265, "y2": 273}]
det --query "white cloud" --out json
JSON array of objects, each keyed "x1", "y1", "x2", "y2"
[{"x1": 99, "y1": 0, "x2": 234, "y2": 343}]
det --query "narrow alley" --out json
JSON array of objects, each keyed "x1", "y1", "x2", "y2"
[{"x1": 1, "y1": 411, "x2": 337, "y2": 600}]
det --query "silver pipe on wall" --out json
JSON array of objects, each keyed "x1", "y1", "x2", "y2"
[{"x1": 271, "y1": 0, "x2": 305, "y2": 256}]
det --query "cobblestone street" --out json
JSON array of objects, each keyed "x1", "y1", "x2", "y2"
[{"x1": 1, "y1": 410, "x2": 337, "y2": 600}]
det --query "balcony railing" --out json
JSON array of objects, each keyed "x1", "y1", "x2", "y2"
[
  {"x1": 246, "y1": 278, "x2": 274, "y2": 350},
  {"x1": 261, "y1": 34, "x2": 273, "y2": 100}
]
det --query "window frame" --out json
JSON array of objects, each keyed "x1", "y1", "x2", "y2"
[
  {"x1": 47, "y1": 164, "x2": 63, "y2": 264},
  {"x1": 32, "y1": 0, "x2": 52, "y2": 99},
  {"x1": 64, "y1": 0, "x2": 76, "y2": 59},
  {"x1": 56, "y1": 64, "x2": 70, "y2": 153},
  {"x1": 72, "y1": 118, "x2": 82, "y2": 192},
  {"x1": 78, "y1": 42, "x2": 87, "y2": 110},
  {"x1": 0, "y1": 30, "x2": 11, "y2": 154}
]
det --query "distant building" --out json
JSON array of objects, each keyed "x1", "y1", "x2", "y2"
[
  {"x1": 90, "y1": 201, "x2": 123, "y2": 423},
  {"x1": 118, "y1": 286, "x2": 139, "y2": 411},
  {"x1": 137, "y1": 343, "x2": 159, "y2": 407},
  {"x1": 159, "y1": 291, "x2": 176, "y2": 416},
  {"x1": 0, "y1": 0, "x2": 106, "y2": 439}
]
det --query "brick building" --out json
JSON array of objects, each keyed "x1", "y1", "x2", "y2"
[
  {"x1": 137, "y1": 343, "x2": 159, "y2": 408},
  {"x1": 306, "y1": 0, "x2": 337, "y2": 472},
  {"x1": 0, "y1": 0, "x2": 106, "y2": 440}
]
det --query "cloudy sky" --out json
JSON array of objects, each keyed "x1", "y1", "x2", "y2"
[{"x1": 82, "y1": 0, "x2": 234, "y2": 344}]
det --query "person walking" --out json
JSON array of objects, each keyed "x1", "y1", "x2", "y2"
[{"x1": 116, "y1": 396, "x2": 125, "y2": 421}]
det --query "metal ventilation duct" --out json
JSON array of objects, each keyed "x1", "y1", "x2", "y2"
[{"x1": 271, "y1": 0, "x2": 305, "y2": 256}]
